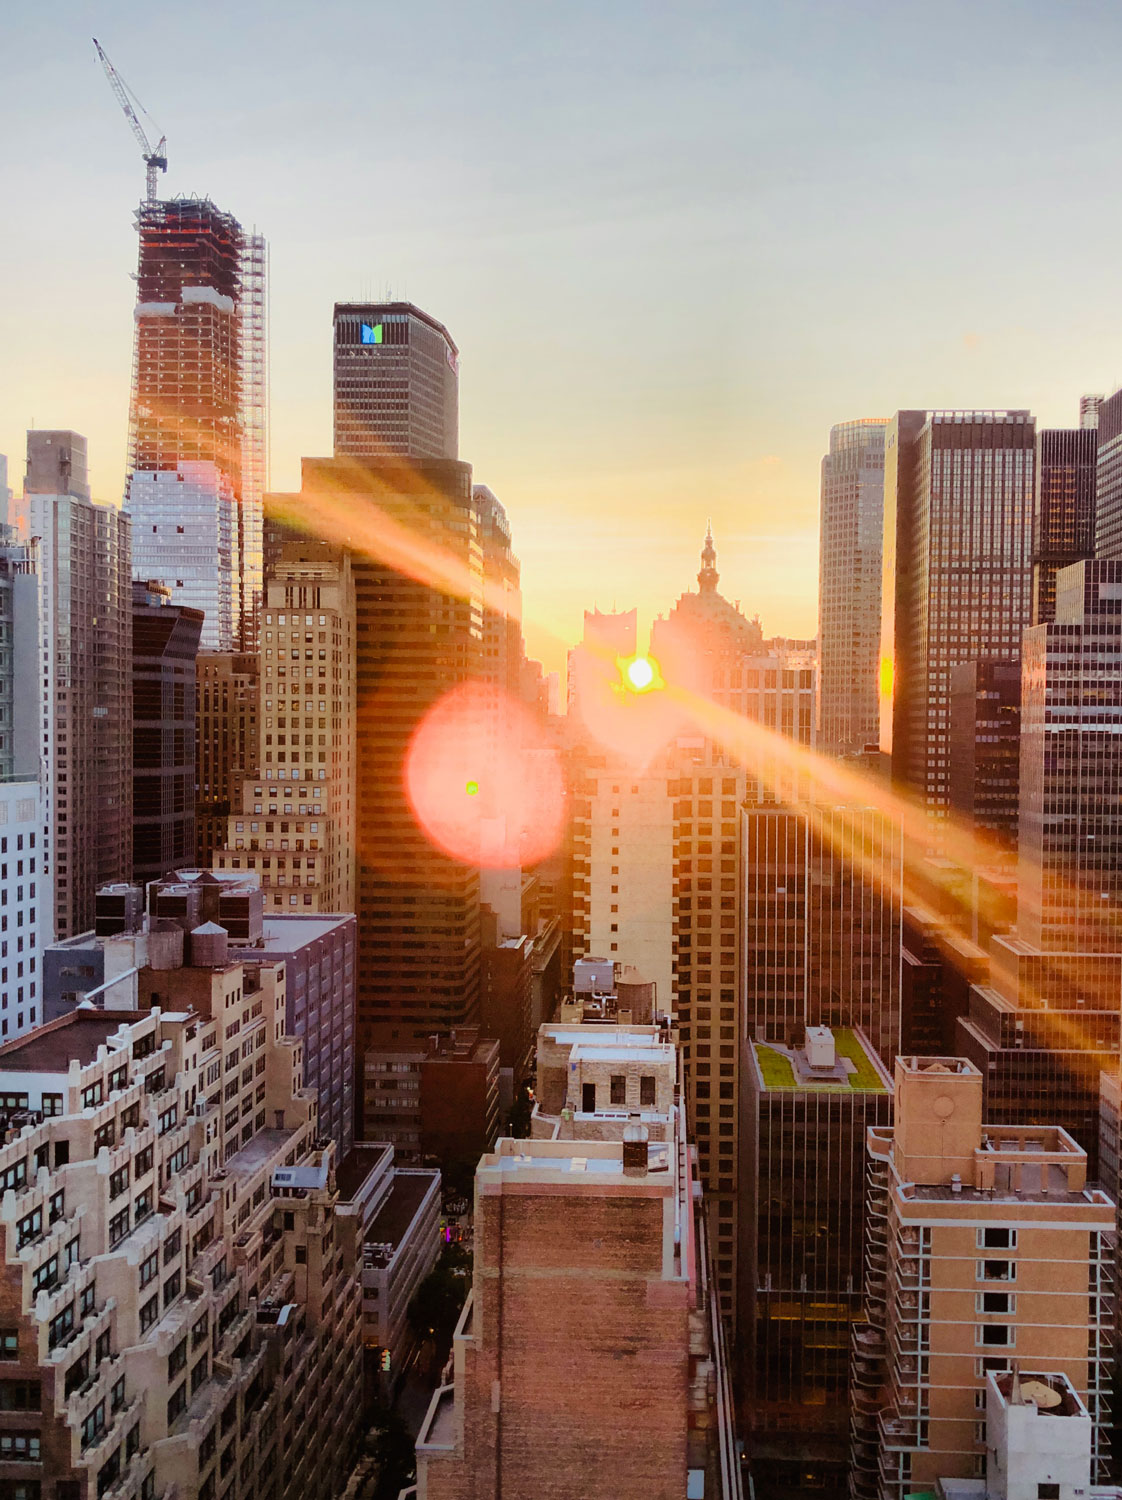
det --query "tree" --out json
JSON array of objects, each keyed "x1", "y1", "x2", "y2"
[{"x1": 407, "y1": 1241, "x2": 472, "y2": 1373}]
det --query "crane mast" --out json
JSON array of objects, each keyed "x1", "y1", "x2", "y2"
[{"x1": 92, "y1": 38, "x2": 167, "y2": 202}]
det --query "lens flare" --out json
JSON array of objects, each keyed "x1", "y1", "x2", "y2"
[
  {"x1": 406, "y1": 682, "x2": 564, "y2": 868},
  {"x1": 622, "y1": 654, "x2": 661, "y2": 693}
]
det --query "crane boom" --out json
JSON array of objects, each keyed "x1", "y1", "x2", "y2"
[{"x1": 92, "y1": 38, "x2": 167, "y2": 202}]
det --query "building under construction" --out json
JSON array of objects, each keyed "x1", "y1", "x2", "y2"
[{"x1": 125, "y1": 197, "x2": 267, "y2": 649}]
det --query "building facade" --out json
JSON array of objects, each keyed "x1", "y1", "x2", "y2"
[
  {"x1": 1032, "y1": 426, "x2": 1097, "y2": 626},
  {"x1": 0, "y1": 967, "x2": 370, "y2": 1500},
  {"x1": 742, "y1": 1026, "x2": 892, "y2": 1499},
  {"x1": 849, "y1": 1055, "x2": 1114, "y2": 1500},
  {"x1": 947, "y1": 661, "x2": 1021, "y2": 857},
  {"x1": 1095, "y1": 387, "x2": 1122, "y2": 561},
  {"x1": 195, "y1": 654, "x2": 258, "y2": 868},
  {"x1": 333, "y1": 303, "x2": 458, "y2": 463},
  {"x1": 411, "y1": 1021, "x2": 741, "y2": 1500},
  {"x1": 880, "y1": 411, "x2": 1035, "y2": 834},
  {"x1": 132, "y1": 581, "x2": 204, "y2": 887},
  {"x1": 818, "y1": 419, "x2": 887, "y2": 756},
  {"x1": 215, "y1": 540, "x2": 356, "y2": 917},
  {"x1": 24, "y1": 431, "x2": 132, "y2": 942}
]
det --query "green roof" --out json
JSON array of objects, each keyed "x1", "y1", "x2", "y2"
[{"x1": 753, "y1": 1027, "x2": 888, "y2": 1094}]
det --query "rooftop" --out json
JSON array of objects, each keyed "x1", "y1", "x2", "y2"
[
  {"x1": 753, "y1": 1027, "x2": 890, "y2": 1093},
  {"x1": 0, "y1": 1010, "x2": 146, "y2": 1072},
  {"x1": 224, "y1": 1127, "x2": 298, "y2": 1182},
  {"x1": 364, "y1": 1170, "x2": 439, "y2": 1262},
  {"x1": 231, "y1": 914, "x2": 352, "y2": 953},
  {"x1": 335, "y1": 1143, "x2": 393, "y2": 1203}
]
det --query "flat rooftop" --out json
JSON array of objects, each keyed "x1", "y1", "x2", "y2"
[
  {"x1": 224, "y1": 1127, "x2": 297, "y2": 1181},
  {"x1": 336, "y1": 1143, "x2": 392, "y2": 1202},
  {"x1": 753, "y1": 1027, "x2": 890, "y2": 1093},
  {"x1": 234, "y1": 915, "x2": 352, "y2": 953},
  {"x1": 365, "y1": 1171, "x2": 438, "y2": 1256},
  {"x1": 0, "y1": 1010, "x2": 142, "y2": 1072}
]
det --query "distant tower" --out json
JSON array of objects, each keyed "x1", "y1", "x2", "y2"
[
  {"x1": 1080, "y1": 393, "x2": 1103, "y2": 430},
  {"x1": 1032, "y1": 426, "x2": 1097, "y2": 625},
  {"x1": 818, "y1": 419, "x2": 887, "y2": 756},
  {"x1": 333, "y1": 302, "x2": 459, "y2": 462},
  {"x1": 125, "y1": 198, "x2": 267, "y2": 650}
]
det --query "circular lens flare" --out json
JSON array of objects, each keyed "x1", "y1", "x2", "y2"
[
  {"x1": 620, "y1": 653, "x2": 663, "y2": 694},
  {"x1": 406, "y1": 682, "x2": 564, "y2": 868}
]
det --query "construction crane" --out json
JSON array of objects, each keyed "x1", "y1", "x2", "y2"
[{"x1": 92, "y1": 38, "x2": 167, "y2": 202}]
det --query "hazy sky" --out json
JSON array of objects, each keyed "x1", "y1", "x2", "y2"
[{"x1": 4, "y1": 0, "x2": 1122, "y2": 674}]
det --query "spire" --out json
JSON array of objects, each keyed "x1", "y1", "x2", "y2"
[{"x1": 698, "y1": 520, "x2": 718, "y2": 593}]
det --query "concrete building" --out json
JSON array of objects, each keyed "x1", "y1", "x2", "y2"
[
  {"x1": 411, "y1": 1021, "x2": 742, "y2": 1500},
  {"x1": 126, "y1": 199, "x2": 267, "y2": 649},
  {"x1": 335, "y1": 1144, "x2": 440, "y2": 1398},
  {"x1": 23, "y1": 431, "x2": 132, "y2": 942},
  {"x1": 333, "y1": 302, "x2": 458, "y2": 463},
  {"x1": 0, "y1": 963, "x2": 372, "y2": 1500},
  {"x1": 41, "y1": 873, "x2": 356, "y2": 1161},
  {"x1": 132, "y1": 581, "x2": 204, "y2": 886},
  {"x1": 1032, "y1": 426, "x2": 1097, "y2": 626},
  {"x1": 948, "y1": 661, "x2": 1021, "y2": 857},
  {"x1": 742, "y1": 1026, "x2": 893, "y2": 1498},
  {"x1": 478, "y1": 914, "x2": 533, "y2": 1095},
  {"x1": 1095, "y1": 388, "x2": 1122, "y2": 562},
  {"x1": 214, "y1": 540, "x2": 356, "y2": 916},
  {"x1": 818, "y1": 419, "x2": 888, "y2": 756},
  {"x1": 880, "y1": 411, "x2": 1035, "y2": 837},
  {"x1": 849, "y1": 1055, "x2": 1114, "y2": 1500},
  {"x1": 195, "y1": 653, "x2": 258, "y2": 867}
]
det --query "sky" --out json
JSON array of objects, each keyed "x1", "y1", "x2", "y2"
[{"x1": 3, "y1": 0, "x2": 1122, "y2": 676}]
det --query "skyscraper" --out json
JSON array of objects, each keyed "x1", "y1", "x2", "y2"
[
  {"x1": 947, "y1": 660, "x2": 1021, "y2": 855},
  {"x1": 1096, "y1": 387, "x2": 1122, "y2": 561},
  {"x1": 126, "y1": 198, "x2": 267, "y2": 648},
  {"x1": 474, "y1": 484, "x2": 522, "y2": 700},
  {"x1": 880, "y1": 410, "x2": 1035, "y2": 832},
  {"x1": 195, "y1": 650, "x2": 259, "y2": 865},
  {"x1": 131, "y1": 580, "x2": 203, "y2": 885},
  {"x1": 269, "y1": 455, "x2": 484, "y2": 1053},
  {"x1": 333, "y1": 302, "x2": 459, "y2": 462},
  {"x1": 1031, "y1": 425, "x2": 1097, "y2": 625},
  {"x1": 24, "y1": 432, "x2": 132, "y2": 941},
  {"x1": 743, "y1": 1025, "x2": 892, "y2": 1498},
  {"x1": 818, "y1": 419, "x2": 887, "y2": 756}
]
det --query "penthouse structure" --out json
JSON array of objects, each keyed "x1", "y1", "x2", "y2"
[
  {"x1": 127, "y1": 199, "x2": 267, "y2": 648},
  {"x1": 849, "y1": 1056, "x2": 1114, "y2": 1500},
  {"x1": 743, "y1": 1026, "x2": 893, "y2": 1499},
  {"x1": 0, "y1": 965, "x2": 369, "y2": 1500},
  {"x1": 410, "y1": 1021, "x2": 741, "y2": 1500}
]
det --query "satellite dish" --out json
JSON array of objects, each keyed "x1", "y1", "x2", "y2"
[{"x1": 1019, "y1": 1379, "x2": 1062, "y2": 1409}]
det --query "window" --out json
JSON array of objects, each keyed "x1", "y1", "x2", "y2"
[
  {"x1": 108, "y1": 1209, "x2": 130, "y2": 1248},
  {"x1": 82, "y1": 1401, "x2": 106, "y2": 1448},
  {"x1": 640, "y1": 1075, "x2": 656, "y2": 1106},
  {"x1": 0, "y1": 1382, "x2": 39, "y2": 1412},
  {"x1": 1039, "y1": 1486, "x2": 1060, "y2": 1500},
  {"x1": 978, "y1": 1259, "x2": 1015, "y2": 1282},
  {"x1": 978, "y1": 1291, "x2": 1013, "y2": 1314},
  {"x1": 0, "y1": 1433, "x2": 41, "y2": 1461},
  {"x1": 609, "y1": 1075, "x2": 625, "y2": 1105},
  {"x1": 978, "y1": 1324, "x2": 1012, "y2": 1347},
  {"x1": 139, "y1": 1296, "x2": 158, "y2": 1334},
  {"x1": 110, "y1": 1376, "x2": 125, "y2": 1413},
  {"x1": 48, "y1": 1305, "x2": 74, "y2": 1349},
  {"x1": 0, "y1": 1332, "x2": 17, "y2": 1362},
  {"x1": 978, "y1": 1227, "x2": 1016, "y2": 1250}
]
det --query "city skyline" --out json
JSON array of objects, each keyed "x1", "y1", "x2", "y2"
[{"x1": 8, "y1": 2, "x2": 1122, "y2": 673}]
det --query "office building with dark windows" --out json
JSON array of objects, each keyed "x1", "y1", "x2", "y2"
[
  {"x1": 1032, "y1": 425, "x2": 1097, "y2": 625},
  {"x1": 880, "y1": 411, "x2": 1035, "y2": 837},
  {"x1": 742, "y1": 1025, "x2": 891, "y2": 1500},
  {"x1": 333, "y1": 302, "x2": 459, "y2": 462},
  {"x1": 195, "y1": 651, "x2": 258, "y2": 866},
  {"x1": 948, "y1": 659, "x2": 1021, "y2": 856},
  {"x1": 817, "y1": 419, "x2": 887, "y2": 756},
  {"x1": 131, "y1": 580, "x2": 203, "y2": 886}
]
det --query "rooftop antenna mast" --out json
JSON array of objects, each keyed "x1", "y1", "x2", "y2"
[{"x1": 92, "y1": 38, "x2": 168, "y2": 202}]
